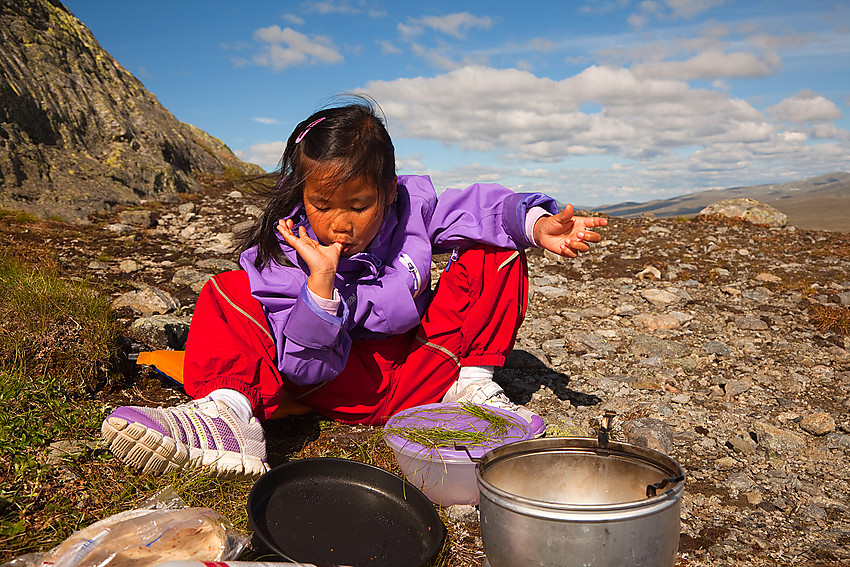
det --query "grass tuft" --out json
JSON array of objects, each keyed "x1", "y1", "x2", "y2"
[
  {"x1": 810, "y1": 303, "x2": 850, "y2": 335},
  {"x1": 0, "y1": 251, "x2": 121, "y2": 389},
  {"x1": 0, "y1": 209, "x2": 40, "y2": 224}
]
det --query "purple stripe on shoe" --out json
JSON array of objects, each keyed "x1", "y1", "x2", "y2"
[
  {"x1": 215, "y1": 419, "x2": 240, "y2": 453},
  {"x1": 109, "y1": 407, "x2": 169, "y2": 437}
]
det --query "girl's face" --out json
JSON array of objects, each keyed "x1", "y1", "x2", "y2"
[{"x1": 302, "y1": 165, "x2": 395, "y2": 256}]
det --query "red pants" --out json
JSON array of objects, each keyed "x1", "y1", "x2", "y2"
[{"x1": 183, "y1": 246, "x2": 528, "y2": 425}]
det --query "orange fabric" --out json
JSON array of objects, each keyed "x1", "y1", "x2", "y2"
[
  {"x1": 136, "y1": 350, "x2": 186, "y2": 384},
  {"x1": 134, "y1": 349, "x2": 312, "y2": 419}
]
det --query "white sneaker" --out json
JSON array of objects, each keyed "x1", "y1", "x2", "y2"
[
  {"x1": 442, "y1": 378, "x2": 545, "y2": 437},
  {"x1": 101, "y1": 397, "x2": 269, "y2": 479}
]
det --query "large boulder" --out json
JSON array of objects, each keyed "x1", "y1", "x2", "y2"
[{"x1": 698, "y1": 198, "x2": 788, "y2": 228}]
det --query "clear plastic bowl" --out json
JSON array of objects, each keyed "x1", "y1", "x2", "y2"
[{"x1": 383, "y1": 403, "x2": 532, "y2": 506}]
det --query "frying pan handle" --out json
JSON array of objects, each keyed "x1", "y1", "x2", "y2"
[
  {"x1": 454, "y1": 444, "x2": 483, "y2": 463},
  {"x1": 646, "y1": 475, "x2": 685, "y2": 497}
]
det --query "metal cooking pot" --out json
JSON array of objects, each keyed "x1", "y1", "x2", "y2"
[{"x1": 475, "y1": 421, "x2": 685, "y2": 567}]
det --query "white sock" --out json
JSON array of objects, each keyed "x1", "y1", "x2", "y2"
[
  {"x1": 457, "y1": 365, "x2": 495, "y2": 385},
  {"x1": 208, "y1": 388, "x2": 254, "y2": 423},
  {"x1": 443, "y1": 366, "x2": 497, "y2": 402}
]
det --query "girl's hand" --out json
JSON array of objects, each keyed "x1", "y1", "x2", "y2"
[
  {"x1": 533, "y1": 204, "x2": 608, "y2": 258},
  {"x1": 277, "y1": 219, "x2": 342, "y2": 299}
]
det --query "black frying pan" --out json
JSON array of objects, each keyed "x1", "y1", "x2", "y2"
[{"x1": 247, "y1": 458, "x2": 445, "y2": 567}]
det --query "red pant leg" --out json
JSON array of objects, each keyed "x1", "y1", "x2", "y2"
[
  {"x1": 292, "y1": 246, "x2": 528, "y2": 424},
  {"x1": 418, "y1": 245, "x2": 528, "y2": 368},
  {"x1": 182, "y1": 270, "x2": 307, "y2": 420}
]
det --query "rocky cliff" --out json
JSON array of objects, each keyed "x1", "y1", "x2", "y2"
[{"x1": 0, "y1": 0, "x2": 264, "y2": 222}]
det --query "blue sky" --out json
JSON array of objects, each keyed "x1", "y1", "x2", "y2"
[{"x1": 63, "y1": 0, "x2": 849, "y2": 207}]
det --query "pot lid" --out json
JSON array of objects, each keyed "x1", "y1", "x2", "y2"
[{"x1": 383, "y1": 402, "x2": 532, "y2": 460}]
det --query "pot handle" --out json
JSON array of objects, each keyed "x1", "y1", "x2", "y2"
[
  {"x1": 454, "y1": 445, "x2": 482, "y2": 463},
  {"x1": 598, "y1": 410, "x2": 617, "y2": 449},
  {"x1": 646, "y1": 474, "x2": 685, "y2": 497}
]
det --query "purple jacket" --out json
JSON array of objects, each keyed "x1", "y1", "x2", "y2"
[{"x1": 239, "y1": 174, "x2": 558, "y2": 386}]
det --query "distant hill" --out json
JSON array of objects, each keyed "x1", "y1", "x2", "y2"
[{"x1": 591, "y1": 172, "x2": 850, "y2": 232}]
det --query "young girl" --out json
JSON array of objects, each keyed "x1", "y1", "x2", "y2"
[{"x1": 101, "y1": 99, "x2": 607, "y2": 479}]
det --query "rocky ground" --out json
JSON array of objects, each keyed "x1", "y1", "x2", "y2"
[{"x1": 4, "y1": 180, "x2": 849, "y2": 566}]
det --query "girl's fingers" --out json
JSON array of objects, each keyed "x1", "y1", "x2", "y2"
[
  {"x1": 277, "y1": 219, "x2": 294, "y2": 236},
  {"x1": 554, "y1": 206, "x2": 575, "y2": 225},
  {"x1": 559, "y1": 243, "x2": 578, "y2": 258},
  {"x1": 578, "y1": 230, "x2": 602, "y2": 243},
  {"x1": 568, "y1": 239, "x2": 590, "y2": 252}
]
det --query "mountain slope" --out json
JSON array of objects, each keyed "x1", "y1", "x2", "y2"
[
  {"x1": 593, "y1": 172, "x2": 850, "y2": 231},
  {"x1": 0, "y1": 0, "x2": 264, "y2": 222}
]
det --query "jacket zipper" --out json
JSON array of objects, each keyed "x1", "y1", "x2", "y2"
[
  {"x1": 445, "y1": 247, "x2": 459, "y2": 272},
  {"x1": 398, "y1": 253, "x2": 422, "y2": 297}
]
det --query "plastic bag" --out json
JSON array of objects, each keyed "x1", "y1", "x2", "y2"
[{"x1": 2, "y1": 487, "x2": 250, "y2": 567}]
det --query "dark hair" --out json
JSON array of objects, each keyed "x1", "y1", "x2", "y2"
[{"x1": 240, "y1": 96, "x2": 396, "y2": 269}]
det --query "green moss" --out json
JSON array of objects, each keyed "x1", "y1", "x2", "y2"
[{"x1": 0, "y1": 208, "x2": 39, "y2": 224}]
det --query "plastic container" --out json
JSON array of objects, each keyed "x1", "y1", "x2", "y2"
[{"x1": 383, "y1": 402, "x2": 532, "y2": 506}]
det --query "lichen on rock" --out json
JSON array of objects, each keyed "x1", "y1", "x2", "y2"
[{"x1": 698, "y1": 197, "x2": 788, "y2": 228}]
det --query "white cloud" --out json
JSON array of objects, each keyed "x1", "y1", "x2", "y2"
[
  {"x1": 676, "y1": 23, "x2": 730, "y2": 51},
  {"x1": 748, "y1": 31, "x2": 813, "y2": 51},
  {"x1": 378, "y1": 40, "x2": 402, "y2": 55},
  {"x1": 396, "y1": 154, "x2": 426, "y2": 173},
  {"x1": 629, "y1": 0, "x2": 725, "y2": 28},
  {"x1": 633, "y1": 50, "x2": 781, "y2": 79},
  {"x1": 396, "y1": 13, "x2": 494, "y2": 68},
  {"x1": 811, "y1": 123, "x2": 850, "y2": 140},
  {"x1": 664, "y1": 0, "x2": 726, "y2": 19},
  {"x1": 627, "y1": 12, "x2": 649, "y2": 30},
  {"x1": 580, "y1": 1, "x2": 630, "y2": 16},
  {"x1": 780, "y1": 131, "x2": 807, "y2": 143},
  {"x1": 253, "y1": 117, "x2": 278, "y2": 125},
  {"x1": 397, "y1": 22, "x2": 421, "y2": 41},
  {"x1": 307, "y1": 1, "x2": 359, "y2": 15},
  {"x1": 239, "y1": 141, "x2": 287, "y2": 168},
  {"x1": 251, "y1": 25, "x2": 343, "y2": 70},
  {"x1": 519, "y1": 168, "x2": 550, "y2": 178},
  {"x1": 282, "y1": 13, "x2": 305, "y2": 25},
  {"x1": 768, "y1": 90, "x2": 842, "y2": 123},
  {"x1": 528, "y1": 38, "x2": 558, "y2": 53},
  {"x1": 410, "y1": 43, "x2": 465, "y2": 71},
  {"x1": 357, "y1": 62, "x2": 850, "y2": 191},
  {"x1": 415, "y1": 13, "x2": 493, "y2": 39}
]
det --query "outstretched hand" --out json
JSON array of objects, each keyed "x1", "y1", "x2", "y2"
[
  {"x1": 277, "y1": 219, "x2": 341, "y2": 299},
  {"x1": 533, "y1": 204, "x2": 608, "y2": 258}
]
